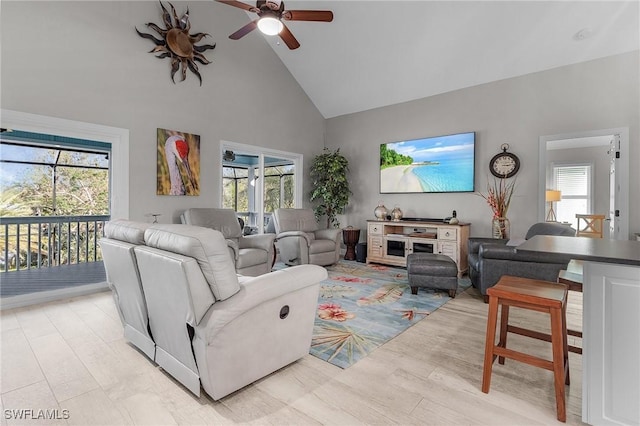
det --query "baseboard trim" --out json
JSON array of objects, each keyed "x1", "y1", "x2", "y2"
[{"x1": 0, "y1": 282, "x2": 109, "y2": 310}]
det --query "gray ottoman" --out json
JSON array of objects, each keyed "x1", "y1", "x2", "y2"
[{"x1": 407, "y1": 253, "x2": 458, "y2": 298}]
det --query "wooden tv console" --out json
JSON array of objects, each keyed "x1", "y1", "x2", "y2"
[{"x1": 366, "y1": 220, "x2": 470, "y2": 277}]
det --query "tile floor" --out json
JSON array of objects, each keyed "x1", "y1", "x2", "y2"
[{"x1": 1, "y1": 286, "x2": 585, "y2": 425}]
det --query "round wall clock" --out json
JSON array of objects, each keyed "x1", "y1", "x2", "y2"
[{"x1": 489, "y1": 143, "x2": 520, "y2": 178}]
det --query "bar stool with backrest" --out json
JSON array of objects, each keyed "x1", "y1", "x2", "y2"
[{"x1": 482, "y1": 275, "x2": 570, "y2": 422}]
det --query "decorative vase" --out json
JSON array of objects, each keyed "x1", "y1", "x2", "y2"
[
  {"x1": 374, "y1": 202, "x2": 388, "y2": 220},
  {"x1": 391, "y1": 205, "x2": 403, "y2": 221},
  {"x1": 492, "y1": 217, "x2": 510, "y2": 240}
]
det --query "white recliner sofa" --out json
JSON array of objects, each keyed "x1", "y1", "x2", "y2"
[
  {"x1": 181, "y1": 208, "x2": 276, "y2": 276},
  {"x1": 273, "y1": 208, "x2": 341, "y2": 266},
  {"x1": 99, "y1": 219, "x2": 156, "y2": 360},
  {"x1": 132, "y1": 223, "x2": 326, "y2": 400}
]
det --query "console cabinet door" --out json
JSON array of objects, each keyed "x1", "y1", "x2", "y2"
[
  {"x1": 368, "y1": 236, "x2": 383, "y2": 260},
  {"x1": 382, "y1": 236, "x2": 408, "y2": 264},
  {"x1": 438, "y1": 241, "x2": 457, "y2": 263}
]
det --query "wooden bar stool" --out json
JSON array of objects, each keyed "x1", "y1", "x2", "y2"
[
  {"x1": 558, "y1": 259, "x2": 583, "y2": 355},
  {"x1": 482, "y1": 275, "x2": 570, "y2": 422}
]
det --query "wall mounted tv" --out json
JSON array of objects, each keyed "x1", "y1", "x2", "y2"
[{"x1": 380, "y1": 132, "x2": 475, "y2": 193}]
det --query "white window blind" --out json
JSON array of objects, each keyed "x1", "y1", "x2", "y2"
[
  {"x1": 554, "y1": 166, "x2": 590, "y2": 196},
  {"x1": 552, "y1": 164, "x2": 592, "y2": 226}
]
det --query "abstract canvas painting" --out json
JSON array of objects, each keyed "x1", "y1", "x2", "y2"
[{"x1": 157, "y1": 128, "x2": 200, "y2": 196}]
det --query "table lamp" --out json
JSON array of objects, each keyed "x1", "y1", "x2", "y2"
[{"x1": 545, "y1": 190, "x2": 562, "y2": 222}]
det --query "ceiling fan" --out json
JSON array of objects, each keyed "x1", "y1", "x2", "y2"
[{"x1": 217, "y1": 0, "x2": 333, "y2": 50}]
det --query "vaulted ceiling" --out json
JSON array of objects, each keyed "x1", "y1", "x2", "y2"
[{"x1": 218, "y1": 1, "x2": 639, "y2": 118}]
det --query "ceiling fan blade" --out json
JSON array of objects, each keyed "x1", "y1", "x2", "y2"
[
  {"x1": 279, "y1": 24, "x2": 300, "y2": 50},
  {"x1": 282, "y1": 10, "x2": 333, "y2": 22},
  {"x1": 216, "y1": 0, "x2": 258, "y2": 12},
  {"x1": 229, "y1": 19, "x2": 258, "y2": 39}
]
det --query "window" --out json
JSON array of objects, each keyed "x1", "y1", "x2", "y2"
[
  {"x1": 552, "y1": 163, "x2": 593, "y2": 228},
  {"x1": 263, "y1": 165, "x2": 295, "y2": 212},
  {"x1": 0, "y1": 135, "x2": 110, "y2": 216},
  {"x1": 223, "y1": 166, "x2": 249, "y2": 212}
]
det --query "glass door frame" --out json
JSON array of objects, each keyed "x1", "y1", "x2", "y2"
[{"x1": 220, "y1": 140, "x2": 302, "y2": 233}]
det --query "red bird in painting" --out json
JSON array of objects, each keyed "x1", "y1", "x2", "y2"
[{"x1": 164, "y1": 135, "x2": 197, "y2": 195}]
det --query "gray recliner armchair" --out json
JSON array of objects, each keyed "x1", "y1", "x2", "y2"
[
  {"x1": 468, "y1": 222, "x2": 576, "y2": 301},
  {"x1": 182, "y1": 208, "x2": 276, "y2": 276},
  {"x1": 273, "y1": 208, "x2": 341, "y2": 266}
]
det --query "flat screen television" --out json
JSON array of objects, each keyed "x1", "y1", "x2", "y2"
[{"x1": 380, "y1": 131, "x2": 475, "y2": 193}]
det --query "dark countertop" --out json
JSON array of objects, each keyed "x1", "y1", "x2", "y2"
[{"x1": 517, "y1": 235, "x2": 640, "y2": 266}]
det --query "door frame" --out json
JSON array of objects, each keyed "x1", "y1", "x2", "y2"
[{"x1": 538, "y1": 127, "x2": 629, "y2": 239}]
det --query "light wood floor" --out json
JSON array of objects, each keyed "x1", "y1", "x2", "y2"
[{"x1": 0, "y1": 285, "x2": 585, "y2": 425}]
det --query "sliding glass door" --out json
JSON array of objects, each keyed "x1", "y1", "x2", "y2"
[{"x1": 221, "y1": 142, "x2": 301, "y2": 234}]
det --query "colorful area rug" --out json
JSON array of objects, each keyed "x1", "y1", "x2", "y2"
[{"x1": 301, "y1": 260, "x2": 471, "y2": 369}]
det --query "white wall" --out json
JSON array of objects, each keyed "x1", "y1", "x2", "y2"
[
  {"x1": 325, "y1": 52, "x2": 639, "y2": 239},
  {"x1": 0, "y1": 1, "x2": 326, "y2": 223}
]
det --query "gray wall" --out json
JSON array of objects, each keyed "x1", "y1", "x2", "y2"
[
  {"x1": 325, "y1": 52, "x2": 639, "y2": 239},
  {"x1": 0, "y1": 1, "x2": 326, "y2": 223}
]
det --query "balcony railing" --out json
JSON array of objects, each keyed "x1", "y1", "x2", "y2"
[{"x1": 0, "y1": 215, "x2": 109, "y2": 273}]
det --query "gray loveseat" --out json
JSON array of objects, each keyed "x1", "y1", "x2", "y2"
[
  {"x1": 468, "y1": 222, "x2": 576, "y2": 301},
  {"x1": 101, "y1": 220, "x2": 326, "y2": 400}
]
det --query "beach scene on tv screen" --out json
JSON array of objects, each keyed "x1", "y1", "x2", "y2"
[{"x1": 380, "y1": 132, "x2": 475, "y2": 193}]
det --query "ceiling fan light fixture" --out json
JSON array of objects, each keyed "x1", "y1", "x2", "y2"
[
  {"x1": 257, "y1": 16, "x2": 283, "y2": 36},
  {"x1": 265, "y1": 0, "x2": 282, "y2": 10}
]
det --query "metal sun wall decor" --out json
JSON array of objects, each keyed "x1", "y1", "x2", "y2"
[
  {"x1": 157, "y1": 128, "x2": 200, "y2": 196},
  {"x1": 136, "y1": 1, "x2": 216, "y2": 85}
]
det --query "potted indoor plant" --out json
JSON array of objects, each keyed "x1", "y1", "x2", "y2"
[{"x1": 310, "y1": 148, "x2": 351, "y2": 228}]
